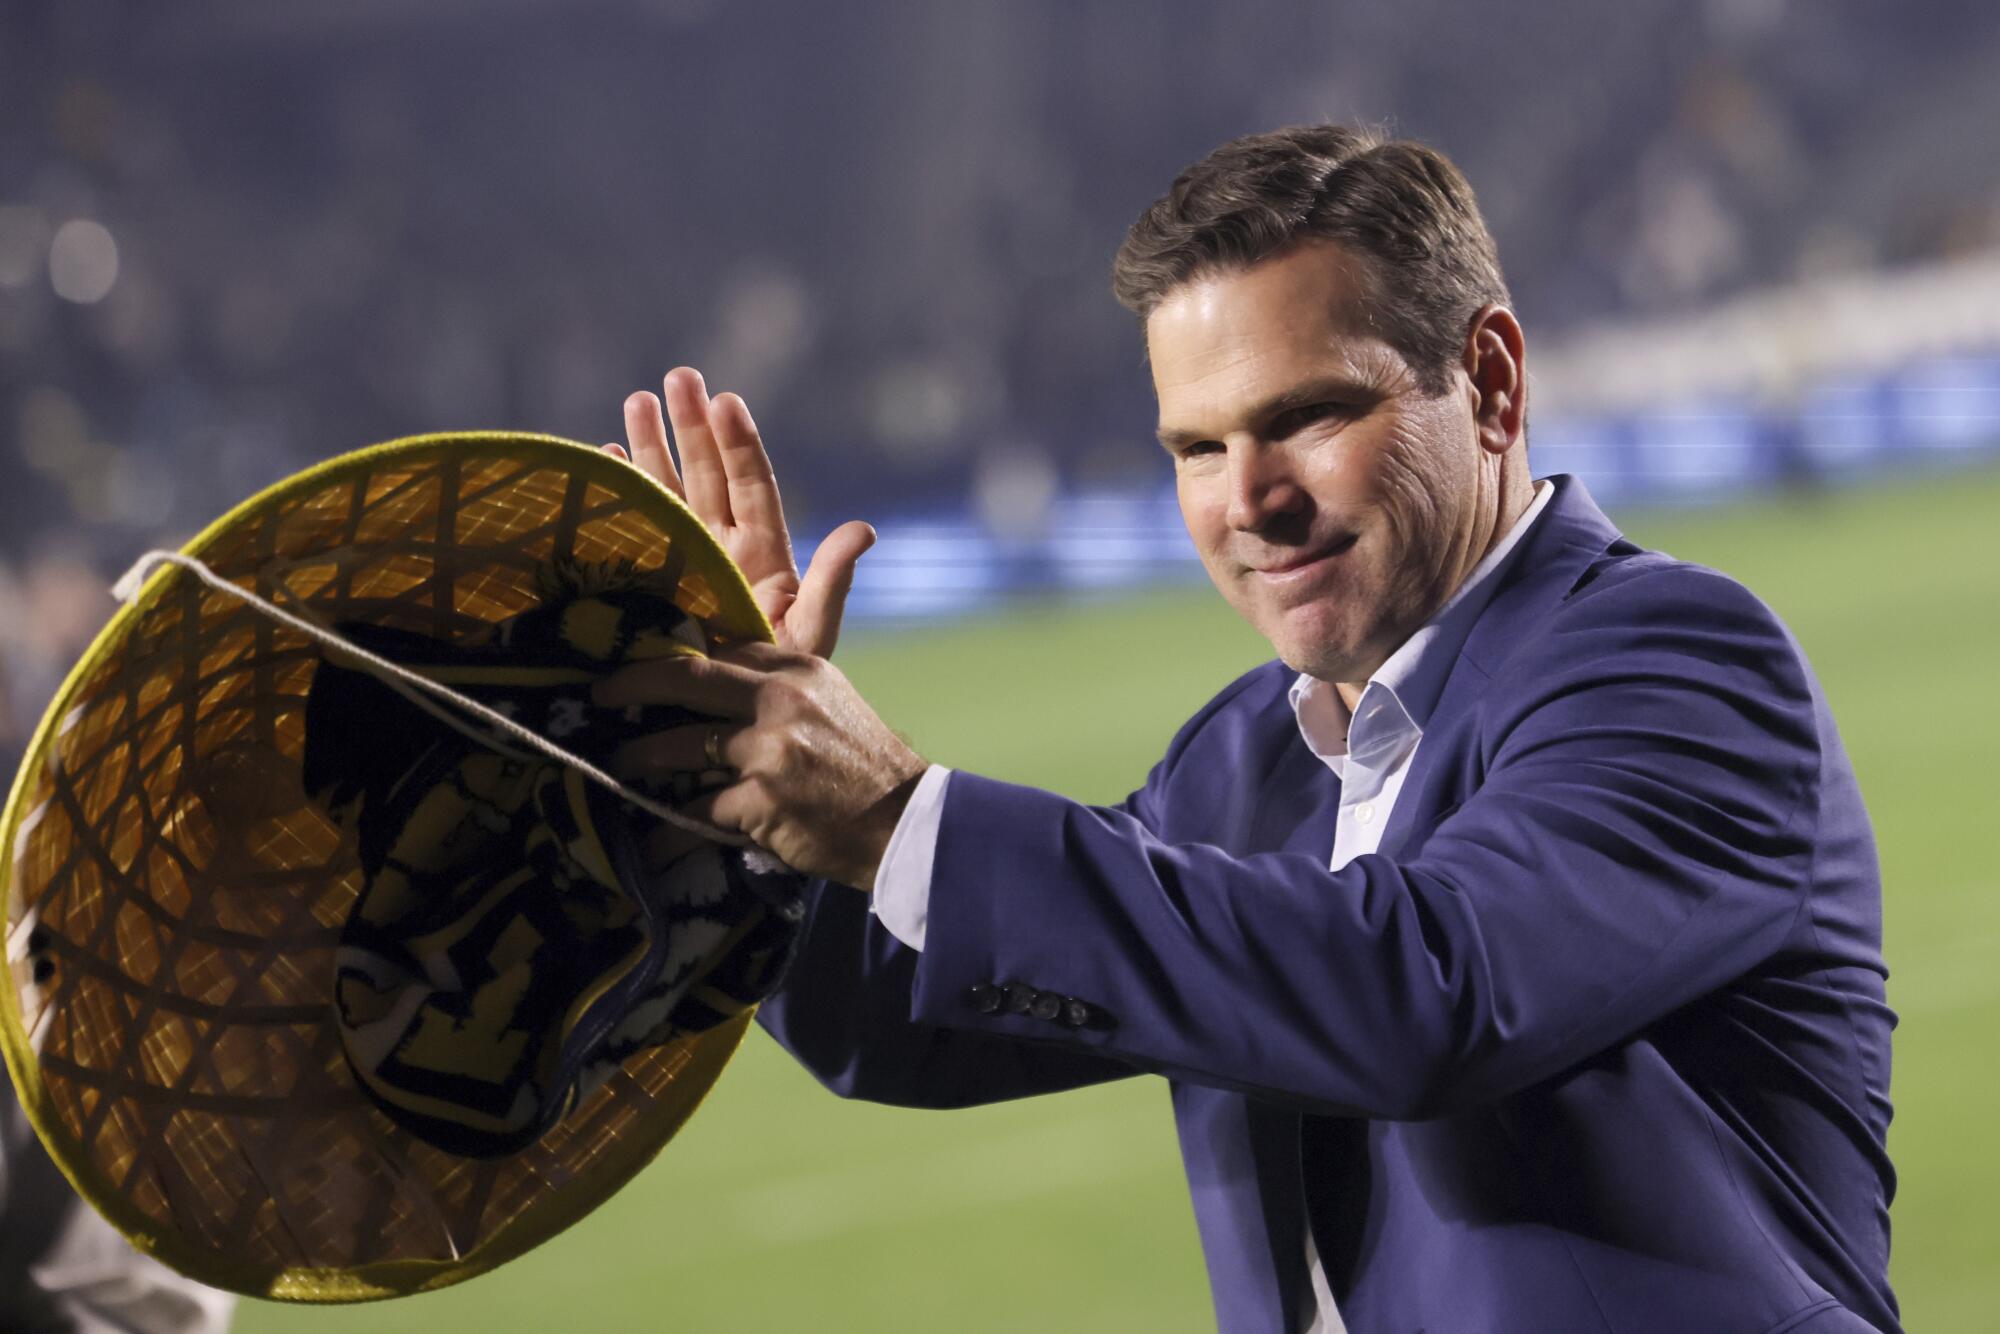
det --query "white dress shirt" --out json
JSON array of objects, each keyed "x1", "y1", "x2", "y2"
[{"x1": 871, "y1": 481, "x2": 1554, "y2": 1330}]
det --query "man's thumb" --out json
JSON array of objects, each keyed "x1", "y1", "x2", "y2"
[{"x1": 791, "y1": 519, "x2": 876, "y2": 658}]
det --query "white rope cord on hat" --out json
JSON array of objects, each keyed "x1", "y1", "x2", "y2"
[{"x1": 113, "y1": 549, "x2": 751, "y2": 849}]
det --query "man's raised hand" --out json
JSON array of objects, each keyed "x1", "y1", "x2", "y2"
[
  {"x1": 606, "y1": 367, "x2": 875, "y2": 659},
  {"x1": 603, "y1": 368, "x2": 921, "y2": 885}
]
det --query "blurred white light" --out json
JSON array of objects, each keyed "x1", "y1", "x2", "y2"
[
  {"x1": 105, "y1": 448, "x2": 178, "y2": 528},
  {"x1": 973, "y1": 443, "x2": 1058, "y2": 540},
  {"x1": 868, "y1": 358, "x2": 968, "y2": 460},
  {"x1": 17, "y1": 385, "x2": 90, "y2": 475},
  {"x1": 838, "y1": 521, "x2": 1002, "y2": 620},
  {"x1": 1705, "y1": 0, "x2": 1786, "y2": 45},
  {"x1": 0, "y1": 205, "x2": 50, "y2": 288},
  {"x1": 49, "y1": 218, "x2": 119, "y2": 303},
  {"x1": 707, "y1": 267, "x2": 814, "y2": 397}
]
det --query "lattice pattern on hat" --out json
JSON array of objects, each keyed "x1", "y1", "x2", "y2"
[{"x1": 5, "y1": 439, "x2": 760, "y2": 1291}]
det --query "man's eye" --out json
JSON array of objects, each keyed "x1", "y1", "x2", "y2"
[
  {"x1": 1178, "y1": 441, "x2": 1223, "y2": 460},
  {"x1": 1275, "y1": 403, "x2": 1348, "y2": 436}
]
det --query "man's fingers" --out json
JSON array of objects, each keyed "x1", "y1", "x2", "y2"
[
  {"x1": 709, "y1": 392, "x2": 790, "y2": 545},
  {"x1": 622, "y1": 392, "x2": 684, "y2": 497},
  {"x1": 702, "y1": 783, "x2": 761, "y2": 836},
  {"x1": 656, "y1": 782, "x2": 755, "y2": 840},
  {"x1": 663, "y1": 367, "x2": 731, "y2": 528},
  {"x1": 603, "y1": 442, "x2": 629, "y2": 460},
  {"x1": 612, "y1": 722, "x2": 743, "y2": 782},
  {"x1": 592, "y1": 652, "x2": 763, "y2": 713},
  {"x1": 787, "y1": 520, "x2": 876, "y2": 658}
]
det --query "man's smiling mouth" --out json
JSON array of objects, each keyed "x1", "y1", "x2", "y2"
[{"x1": 1249, "y1": 531, "x2": 1359, "y2": 576}]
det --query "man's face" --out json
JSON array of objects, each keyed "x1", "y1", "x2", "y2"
[{"x1": 1148, "y1": 242, "x2": 1485, "y2": 684}]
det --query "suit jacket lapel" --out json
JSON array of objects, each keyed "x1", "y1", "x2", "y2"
[
  {"x1": 1375, "y1": 474, "x2": 1627, "y2": 862},
  {"x1": 1193, "y1": 685, "x2": 1335, "y2": 1328},
  {"x1": 1237, "y1": 702, "x2": 1340, "y2": 859}
]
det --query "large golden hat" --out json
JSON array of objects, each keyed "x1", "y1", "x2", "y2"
[{"x1": 0, "y1": 433, "x2": 781, "y2": 1301}]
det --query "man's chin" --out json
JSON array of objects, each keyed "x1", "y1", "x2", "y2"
[
  {"x1": 1238, "y1": 599, "x2": 1378, "y2": 682},
  {"x1": 1261, "y1": 597, "x2": 1420, "y2": 685},
  {"x1": 1272, "y1": 639, "x2": 1371, "y2": 685}
]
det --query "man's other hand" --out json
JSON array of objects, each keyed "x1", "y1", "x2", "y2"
[
  {"x1": 596, "y1": 643, "x2": 928, "y2": 890},
  {"x1": 606, "y1": 367, "x2": 876, "y2": 659}
]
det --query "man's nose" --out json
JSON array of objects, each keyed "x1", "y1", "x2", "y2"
[{"x1": 1223, "y1": 440, "x2": 1307, "y2": 533}]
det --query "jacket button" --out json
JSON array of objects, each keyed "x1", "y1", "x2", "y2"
[
  {"x1": 1029, "y1": 992, "x2": 1062, "y2": 1021},
  {"x1": 967, "y1": 982, "x2": 1003, "y2": 1014},
  {"x1": 1002, "y1": 982, "x2": 1036, "y2": 1015},
  {"x1": 1061, "y1": 998, "x2": 1094, "y2": 1029}
]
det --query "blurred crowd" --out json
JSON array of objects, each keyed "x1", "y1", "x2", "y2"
[{"x1": 4, "y1": 0, "x2": 2000, "y2": 761}]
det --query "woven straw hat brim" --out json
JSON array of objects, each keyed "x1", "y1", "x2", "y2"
[{"x1": 0, "y1": 432, "x2": 772, "y2": 1301}]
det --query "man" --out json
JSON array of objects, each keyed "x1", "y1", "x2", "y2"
[{"x1": 600, "y1": 125, "x2": 1898, "y2": 1333}]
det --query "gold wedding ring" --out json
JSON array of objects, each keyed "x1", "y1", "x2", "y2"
[{"x1": 704, "y1": 726, "x2": 725, "y2": 770}]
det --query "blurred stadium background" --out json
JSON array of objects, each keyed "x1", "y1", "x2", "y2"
[{"x1": 3, "y1": 0, "x2": 1995, "y2": 1329}]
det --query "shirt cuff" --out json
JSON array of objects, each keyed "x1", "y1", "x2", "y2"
[{"x1": 869, "y1": 763, "x2": 952, "y2": 951}]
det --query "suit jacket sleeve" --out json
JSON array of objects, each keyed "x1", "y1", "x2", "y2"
[
  {"x1": 754, "y1": 881, "x2": 1142, "y2": 1107},
  {"x1": 908, "y1": 565, "x2": 1826, "y2": 1119},
  {"x1": 753, "y1": 696, "x2": 1241, "y2": 1108}
]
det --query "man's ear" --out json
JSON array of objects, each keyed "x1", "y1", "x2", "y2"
[{"x1": 1462, "y1": 305, "x2": 1526, "y2": 455}]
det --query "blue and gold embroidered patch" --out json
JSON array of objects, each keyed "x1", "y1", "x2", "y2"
[{"x1": 304, "y1": 562, "x2": 803, "y2": 1158}]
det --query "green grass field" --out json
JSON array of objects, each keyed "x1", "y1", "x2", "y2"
[{"x1": 240, "y1": 466, "x2": 2000, "y2": 1333}]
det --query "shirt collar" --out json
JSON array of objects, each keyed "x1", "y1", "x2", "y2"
[{"x1": 1288, "y1": 479, "x2": 1555, "y2": 771}]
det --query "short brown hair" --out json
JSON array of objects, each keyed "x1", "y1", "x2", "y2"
[{"x1": 1112, "y1": 124, "x2": 1511, "y2": 394}]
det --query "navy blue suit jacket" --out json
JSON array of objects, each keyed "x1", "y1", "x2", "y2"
[{"x1": 759, "y1": 477, "x2": 1899, "y2": 1333}]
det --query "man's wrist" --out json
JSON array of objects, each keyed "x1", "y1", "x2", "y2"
[
  {"x1": 868, "y1": 765, "x2": 953, "y2": 949},
  {"x1": 856, "y1": 756, "x2": 930, "y2": 891}
]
